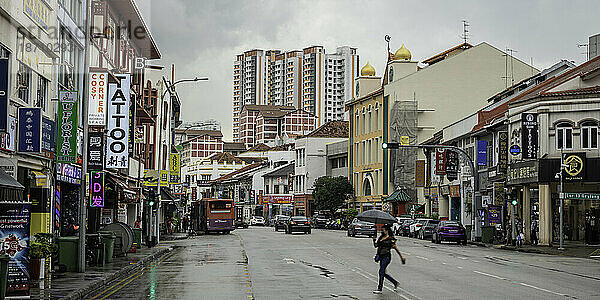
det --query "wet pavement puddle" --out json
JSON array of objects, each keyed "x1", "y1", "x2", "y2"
[{"x1": 300, "y1": 260, "x2": 335, "y2": 279}]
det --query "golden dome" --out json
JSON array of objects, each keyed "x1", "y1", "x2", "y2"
[
  {"x1": 360, "y1": 61, "x2": 376, "y2": 76},
  {"x1": 394, "y1": 44, "x2": 411, "y2": 61}
]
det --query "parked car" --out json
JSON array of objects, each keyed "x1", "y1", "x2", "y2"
[
  {"x1": 417, "y1": 220, "x2": 439, "y2": 239},
  {"x1": 274, "y1": 215, "x2": 290, "y2": 231},
  {"x1": 285, "y1": 216, "x2": 311, "y2": 234},
  {"x1": 432, "y1": 221, "x2": 467, "y2": 245},
  {"x1": 398, "y1": 220, "x2": 414, "y2": 236},
  {"x1": 392, "y1": 217, "x2": 411, "y2": 235},
  {"x1": 235, "y1": 219, "x2": 249, "y2": 229},
  {"x1": 312, "y1": 215, "x2": 330, "y2": 229},
  {"x1": 250, "y1": 216, "x2": 266, "y2": 226},
  {"x1": 409, "y1": 219, "x2": 431, "y2": 237},
  {"x1": 347, "y1": 218, "x2": 376, "y2": 237}
]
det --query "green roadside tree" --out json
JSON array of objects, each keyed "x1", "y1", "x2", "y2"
[{"x1": 312, "y1": 176, "x2": 354, "y2": 215}]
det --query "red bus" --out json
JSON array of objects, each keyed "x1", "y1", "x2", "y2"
[{"x1": 191, "y1": 198, "x2": 235, "y2": 234}]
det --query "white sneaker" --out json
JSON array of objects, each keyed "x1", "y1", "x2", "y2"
[{"x1": 372, "y1": 290, "x2": 382, "y2": 294}]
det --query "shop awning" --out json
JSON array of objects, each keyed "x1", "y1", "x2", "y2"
[
  {"x1": 161, "y1": 189, "x2": 177, "y2": 202},
  {"x1": 107, "y1": 173, "x2": 137, "y2": 195},
  {"x1": 384, "y1": 189, "x2": 412, "y2": 202},
  {"x1": 0, "y1": 169, "x2": 24, "y2": 201}
]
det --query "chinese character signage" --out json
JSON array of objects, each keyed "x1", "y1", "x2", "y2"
[
  {"x1": 57, "y1": 91, "x2": 78, "y2": 163},
  {"x1": 498, "y1": 131, "x2": 508, "y2": 172},
  {"x1": 41, "y1": 117, "x2": 55, "y2": 153},
  {"x1": 87, "y1": 132, "x2": 104, "y2": 170},
  {"x1": 18, "y1": 107, "x2": 42, "y2": 153},
  {"x1": 160, "y1": 170, "x2": 169, "y2": 187},
  {"x1": 0, "y1": 115, "x2": 16, "y2": 152},
  {"x1": 88, "y1": 72, "x2": 107, "y2": 125},
  {"x1": 435, "y1": 149, "x2": 446, "y2": 175},
  {"x1": 169, "y1": 153, "x2": 181, "y2": 184},
  {"x1": 56, "y1": 162, "x2": 82, "y2": 185},
  {"x1": 563, "y1": 152, "x2": 585, "y2": 181},
  {"x1": 445, "y1": 150, "x2": 459, "y2": 181},
  {"x1": 521, "y1": 113, "x2": 538, "y2": 159},
  {"x1": 89, "y1": 171, "x2": 105, "y2": 207},
  {"x1": 106, "y1": 74, "x2": 130, "y2": 169},
  {"x1": 0, "y1": 58, "x2": 8, "y2": 132},
  {"x1": 415, "y1": 160, "x2": 425, "y2": 187},
  {"x1": 477, "y1": 140, "x2": 487, "y2": 166},
  {"x1": 0, "y1": 203, "x2": 31, "y2": 297}
]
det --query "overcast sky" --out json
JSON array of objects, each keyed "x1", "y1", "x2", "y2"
[{"x1": 137, "y1": 0, "x2": 600, "y2": 140}]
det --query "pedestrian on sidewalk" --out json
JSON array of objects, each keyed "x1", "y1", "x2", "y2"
[
  {"x1": 530, "y1": 220, "x2": 538, "y2": 245},
  {"x1": 372, "y1": 224, "x2": 406, "y2": 294}
]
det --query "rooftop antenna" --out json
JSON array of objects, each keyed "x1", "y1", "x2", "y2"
[
  {"x1": 461, "y1": 20, "x2": 470, "y2": 45},
  {"x1": 578, "y1": 43, "x2": 589, "y2": 61}
]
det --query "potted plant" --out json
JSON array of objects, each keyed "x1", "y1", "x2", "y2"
[{"x1": 29, "y1": 233, "x2": 56, "y2": 280}]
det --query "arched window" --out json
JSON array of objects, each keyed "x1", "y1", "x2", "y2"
[
  {"x1": 363, "y1": 176, "x2": 372, "y2": 196},
  {"x1": 362, "y1": 107, "x2": 366, "y2": 135},
  {"x1": 581, "y1": 120, "x2": 598, "y2": 149},
  {"x1": 556, "y1": 122, "x2": 573, "y2": 150},
  {"x1": 367, "y1": 105, "x2": 373, "y2": 132},
  {"x1": 374, "y1": 102, "x2": 379, "y2": 131},
  {"x1": 355, "y1": 110, "x2": 360, "y2": 135}
]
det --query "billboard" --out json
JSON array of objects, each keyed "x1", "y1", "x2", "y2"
[
  {"x1": 106, "y1": 74, "x2": 130, "y2": 168},
  {"x1": 0, "y1": 203, "x2": 31, "y2": 297}
]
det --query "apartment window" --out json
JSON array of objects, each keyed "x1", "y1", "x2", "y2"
[
  {"x1": 581, "y1": 121, "x2": 598, "y2": 149},
  {"x1": 0, "y1": 44, "x2": 9, "y2": 58},
  {"x1": 274, "y1": 185, "x2": 280, "y2": 194},
  {"x1": 355, "y1": 111, "x2": 359, "y2": 136},
  {"x1": 374, "y1": 171, "x2": 378, "y2": 194},
  {"x1": 368, "y1": 106, "x2": 372, "y2": 133},
  {"x1": 374, "y1": 103, "x2": 379, "y2": 131},
  {"x1": 36, "y1": 76, "x2": 48, "y2": 111},
  {"x1": 362, "y1": 107, "x2": 366, "y2": 134},
  {"x1": 17, "y1": 62, "x2": 32, "y2": 103},
  {"x1": 556, "y1": 123, "x2": 573, "y2": 150}
]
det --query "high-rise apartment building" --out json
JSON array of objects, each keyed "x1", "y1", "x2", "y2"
[{"x1": 233, "y1": 46, "x2": 358, "y2": 141}]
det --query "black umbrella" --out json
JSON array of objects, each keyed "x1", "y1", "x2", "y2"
[{"x1": 356, "y1": 209, "x2": 396, "y2": 225}]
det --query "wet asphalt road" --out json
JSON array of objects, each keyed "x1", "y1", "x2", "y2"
[{"x1": 90, "y1": 227, "x2": 600, "y2": 300}]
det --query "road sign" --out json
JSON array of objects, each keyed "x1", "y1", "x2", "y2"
[{"x1": 561, "y1": 193, "x2": 600, "y2": 200}]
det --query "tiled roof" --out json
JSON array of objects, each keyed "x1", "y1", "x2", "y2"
[
  {"x1": 223, "y1": 142, "x2": 246, "y2": 151},
  {"x1": 262, "y1": 163, "x2": 294, "y2": 178},
  {"x1": 246, "y1": 143, "x2": 271, "y2": 152},
  {"x1": 303, "y1": 121, "x2": 349, "y2": 138},
  {"x1": 539, "y1": 85, "x2": 600, "y2": 97},
  {"x1": 422, "y1": 43, "x2": 473, "y2": 65},
  {"x1": 211, "y1": 162, "x2": 264, "y2": 183},
  {"x1": 207, "y1": 152, "x2": 245, "y2": 164}
]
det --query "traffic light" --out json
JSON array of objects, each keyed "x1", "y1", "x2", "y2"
[
  {"x1": 511, "y1": 199, "x2": 518, "y2": 206},
  {"x1": 381, "y1": 142, "x2": 400, "y2": 149},
  {"x1": 148, "y1": 200, "x2": 155, "y2": 207}
]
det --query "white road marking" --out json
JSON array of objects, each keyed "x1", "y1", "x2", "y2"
[
  {"x1": 473, "y1": 270, "x2": 507, "y2": 280},
  {"x1": 457, "y1": 266, "x2": 463, "y2": 269},
  {"x1": 415, "y1": 256, "x2": 430, "y2": 261},
  {"x1": 474, "y1": 270, "x2": 570, "y2": 297}
]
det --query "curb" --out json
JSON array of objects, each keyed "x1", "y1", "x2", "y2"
[{"x1": 63, "y1": 246, "x2": 173, "y2": 300}]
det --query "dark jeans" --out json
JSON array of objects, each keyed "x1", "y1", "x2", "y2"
[{"x1": 378, "y1": 255, "x2": 397, "y2": 291}]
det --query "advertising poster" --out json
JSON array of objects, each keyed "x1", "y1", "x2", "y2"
[
  {"x1": 87, "y1": 132, "x2": 104, "y2": 170},
  {"x1": 88, "y1": 72, "x2": 108, "y2": 125},
  {"x1": 0, "y1": 58, "x2": 9, "y2": 132},
  {"x1": 17, "y1": 107, "x2": 42, "y2": 153},
  {"x1": 90, "y1": 171, "x2": 105, "y2": 208},
  {"x1": 486, "y1": 205, "x2": 502, "y2": 226},
  {"x1": 521, "y1": 113, "x2": 538, "y2": 159},
  {"x1": 0, "y1": 203, "x2": 31, "y2": 297},
  {"x1": 142, "y1": 170, "x2": 159, "y2": 187},
  {"x1": 106, "y1": 74, "x2": 130, "y2": 168},
  {"x1": 57, "y1": 91, "x2": 78, "y2": 163}
]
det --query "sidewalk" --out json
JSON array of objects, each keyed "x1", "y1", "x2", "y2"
[
  {"x1": 469, "y1": 240, "x2": 600, "y2": 259},
  {"x1": 29, "y1": 244, "x2": 174, "y2": 300}
]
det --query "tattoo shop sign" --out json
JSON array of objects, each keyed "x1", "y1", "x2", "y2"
[{"x1": 106, "y1": 74, "x2": 130, "y2": 169}]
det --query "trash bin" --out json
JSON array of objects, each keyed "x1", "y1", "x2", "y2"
[
  {"x1": 132, "y1": 228, "x2": 142, "y2": 249},
  {"x1": 98, "y1": 231, "x2": 116, "y2": 263},
  {"x1": 57, "y1": 236, "x2": 79, "y2": 272},
  {"x1": 0, "y1": 254, "x2": 10, "y2": 300},
  {"x1": 465, "y1": 225, "x2": 472, "y2": 241},
  {"x1": 481, "y1": 225, "x2": 495, "y2": 244}
]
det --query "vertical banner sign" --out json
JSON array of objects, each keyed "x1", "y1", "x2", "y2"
[
  {"x1": 445, "y1": 150, "x2": 459, "y2": 181},
  {"x1": 128, "y1": 95, "x2": 135, "y2": 156},
  {"x1": 0, "y1": 58, "x2": 9, "y2": 132},
  {"x1": 87, "y1": 132, "x2": 104, "y2": 170},
  {"x1": 41, "y1": 117, "x2": 55, "y2": 153},
  {"x1": 0, "y1": 203, "x2": 31, "y2": 297},
  {"x1": 88, "y1": 72, "x2": 107, "y2": 125},
  {"x1": 57, "y1": 91, "x2": 78, "y2": 163},
  {"x1": 18, "y1": 107, "x2": 42, "y2": 153},
  {"x1": 498, "y1": 131, "x2": 508, "y2": 172},
  {"x1": 169, "y1": 153, "x2": 181, "y2": 184},
  {"x1": 521, "y1": 113, "x2": 538, "y2": 159},
  {"x1": 89, "y1": 171, "x2": 105, "y2": 207},
  {"x1": 160, "y1": 170, "x2": 169, "y2": 187},
  {"x1": 415, "y1": 160, "x2": 425, "y2": 187},
  {"x1": 106, "y1": 74, "x2": 130, "y2": 168},
  {"x1": 435, "y1": 149, "x2": 446, "y2": 175},
  {"x1": 0, "y1": 116, "x2": 16, "y2": 152},
  {"x1": 477, "y1": 140, "x2": 488, "y2": 166}
]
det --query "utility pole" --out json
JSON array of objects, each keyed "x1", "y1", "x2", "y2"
[
  {"x1": 77, "y1": 0, "x2": 92, "y2": 273},
  {"x1": 558, "y1": 150, "x2": 565, "y2": 250}
]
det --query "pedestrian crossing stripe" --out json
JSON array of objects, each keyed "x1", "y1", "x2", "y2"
[{"x1": 589, "y1": 248, "x2": 600, "y2": 258}]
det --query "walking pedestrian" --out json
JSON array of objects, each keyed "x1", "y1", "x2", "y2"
[
  {"x1": 530, "y1": 220, "x2": 538, "y2": 245},
  {"x1": 372, "y1": 224, "x2": 406, "y2": 294}
]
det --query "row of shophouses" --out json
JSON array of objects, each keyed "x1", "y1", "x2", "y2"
[
  {"x1": 1, "y1": 0, "x2": 182, "y2": 259},
  {"x1": 190, "y1": 40, "x2": 600, "y2": 247}
]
